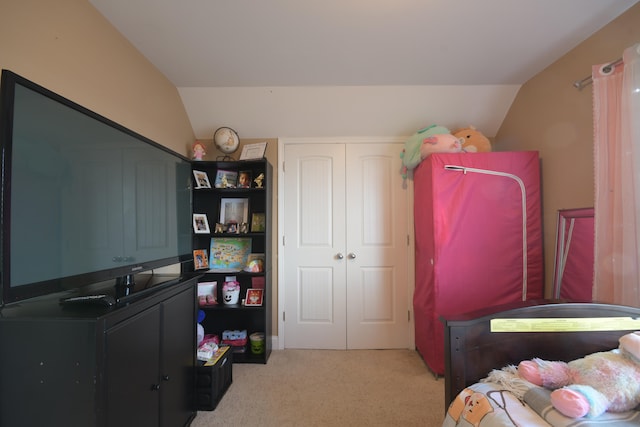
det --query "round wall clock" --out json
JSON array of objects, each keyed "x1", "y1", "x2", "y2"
[{"x1": 213, "y1": 127, "x2": 240, "y2": 155}]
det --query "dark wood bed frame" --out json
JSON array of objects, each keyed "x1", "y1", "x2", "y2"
[{"x1": 441, "y1": 299, "x2": 640, "y2": 410}]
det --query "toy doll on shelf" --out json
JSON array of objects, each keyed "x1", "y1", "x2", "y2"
[{"x1": 192, "y1": 141, "x2": 206, "y2": 161}]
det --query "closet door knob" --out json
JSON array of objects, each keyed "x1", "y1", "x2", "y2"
[
  {"x1": 336, "y1": 253, "x2": 344, "y2": 259},
  {"x1": 348, "y1": 253, "x2": 356, "y2": 259}
]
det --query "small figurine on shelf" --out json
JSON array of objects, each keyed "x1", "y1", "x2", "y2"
[
  {"x1": 192, "y1": 141, "x2": 206, "y2": 161},
  {"x1": 254, "y1": 172, "x2": 265, "y2": 188}
]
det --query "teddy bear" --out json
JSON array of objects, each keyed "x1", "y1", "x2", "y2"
[
  {"x1": 452, "y1": 126, "x2": 492, "y2": 153},
  {"x1": 401, "y1": 124, "x2": 463, "y2": 178},
  {"x1": 517, "y1": 331, "x2": 640, "y2": 418}
]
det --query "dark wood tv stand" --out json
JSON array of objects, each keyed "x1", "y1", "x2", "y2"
[{"x1": 0, "y1": 274, "x2": 198, "y2": 427}]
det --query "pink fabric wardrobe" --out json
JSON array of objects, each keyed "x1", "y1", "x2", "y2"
[{"x1": 413, "y1": 151, "x2": 544, "y2": 375}]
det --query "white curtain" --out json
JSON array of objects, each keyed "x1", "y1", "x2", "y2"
[{"x1": 593, "y1": 42, "x2": 640, "y2": 306}]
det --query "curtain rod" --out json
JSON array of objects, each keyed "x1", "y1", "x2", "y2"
[{"x1": 573, "y1": 58, "x2": 623, "y2": 91}]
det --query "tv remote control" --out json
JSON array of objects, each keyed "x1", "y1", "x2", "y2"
[{"x1": 60, "y1": 294, "x2": 116, "y2": 307}]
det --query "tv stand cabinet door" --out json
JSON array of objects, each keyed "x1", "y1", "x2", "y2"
[
  {"x1": 0, "y1": 319, "x2": 98, "y2": 427},
  {"x1": 105, "y1": 306, "x2": 161, "y2": 427},
  {"x1": 160, "y1": 284, "x2": 197, "y2": 426}
]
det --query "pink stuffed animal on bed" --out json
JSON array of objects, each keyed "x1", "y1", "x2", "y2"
[{"x1": 518, "y1": 332, "x2": 640, "y2": 418}]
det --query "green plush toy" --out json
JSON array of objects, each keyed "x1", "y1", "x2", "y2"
[{"x1": 400, "y1": 124, "x2": 462, "y2": 178}]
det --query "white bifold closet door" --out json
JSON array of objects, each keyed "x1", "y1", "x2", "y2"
[{"x1": 283, "y1": 142, "x2": 410, "y2": 349}]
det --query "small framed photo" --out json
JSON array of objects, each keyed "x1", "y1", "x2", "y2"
[
  {"x1": 193, "y1": 170, "x2": 211, "y2": 189},
  {"x1": 214, "y1": 222, "x2": 226, "y2": 234},
  {"x1": 214, "y1": 169, "x2": 238, "y2": 188},
  {"x1": 238, "y1": 170, "x2": 252, "y2": 188},
  {"x1": 220, "y1": 198, "x2": 249, "y2": 224},
  {"x1": 193, "y1": 213, "x2": 210, "y2": 234},
  {"x1": 245, "y1": 288, "x2": 264, "y2": 306},
  {"x1": 239, "y1": 222, "x2": 249, "y2": 234},
  {"x1": 197, "y1": 281, "x2": 217, "y2": 306},
  {"x1": 226, "y1": 222, "x2": 239, "y2": 234},
  {"x1": 239, "y1": 142, "x2": 267, "y2": 160},
  {"x1": 251, "y1": 213, "x2": 265, "y2": 232},
  {"x1": 193, "y1": 249, "x2": 209, "y2": 270}
]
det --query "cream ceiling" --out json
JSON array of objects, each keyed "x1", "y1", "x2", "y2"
[{"x1": 89, "y1": 0, "x2": 638, "y2": 139}]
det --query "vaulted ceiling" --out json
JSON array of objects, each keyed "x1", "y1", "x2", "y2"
[{"x1": 89, "y1": 0, "x2": 638, "y2": 138}]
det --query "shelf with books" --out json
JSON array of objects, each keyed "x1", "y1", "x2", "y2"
[{"x1": 190, "y1": 159, "x2": 272, "y2": 364}]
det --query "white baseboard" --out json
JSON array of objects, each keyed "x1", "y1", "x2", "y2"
[{"x1": 271, "y1": 335, "x2": 280, "y2": 350}]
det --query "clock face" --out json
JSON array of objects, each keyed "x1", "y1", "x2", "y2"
[{"x1": 214, "y1": 127, "x2": 239, "y2": 154}]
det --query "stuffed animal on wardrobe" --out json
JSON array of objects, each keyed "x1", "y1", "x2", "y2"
[
  {"x1": 452, "y1": 126, "x2": 492, "y2": 152},
  {"x1": 517, "y1": 331, "x2": 640, "y2": 418},
  {"x1": 400, "y1": 124, "x2": 463, "y2": 178}
]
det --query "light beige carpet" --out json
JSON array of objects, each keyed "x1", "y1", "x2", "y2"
[{"x1": 191, "y1": 349, "x2": 445, "y2": 427}]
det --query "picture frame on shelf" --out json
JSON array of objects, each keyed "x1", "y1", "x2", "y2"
[
  {"x1": 244, "y1": 288, "x2": 264, "y2": 306},
  {"x1": 239, "y1": 222, "x2": 249, "y2": 234},
  {"x1": 251, "y1": 213, "x2": 266, "y2": 232},
  {"x1": 193, "y1": 249, "x2": 209, "y2": 270},
  {"x1": 214, "y1": 222, "x2": 226, "y2": 233},
  {"x1": 197, "y1": 281, "x2": 217, "y2": 306},
  {"x1": 193, "y1": 213, "x2": 210, "y2": 234},
  {"x1": 238, "y1": 170, "x2": 252, "y2": 188},
  {"x1": 226, "y1": 222, "x2": 239, "y2": 234},
  {"x1": 219, "y1": 198, "x2": 249, "y2": 224},
  {"x1": 209, "y1": 237, "x2": 252, "y2": 271},
  {"x1": 192, "y1": 170, "x2": 211, "y2": 189},
  {"x1": 239, "y1": 142, "x2": 267, "y2": 160},
  {"x1": 214, "y1": 169, "x2": 238, "y2": 188}
]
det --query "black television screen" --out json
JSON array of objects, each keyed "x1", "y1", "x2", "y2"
[{"x1": 0, "y1": 70, "x2": 193, "y2": 305}]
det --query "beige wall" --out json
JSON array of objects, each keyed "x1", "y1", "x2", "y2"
[
  {"x1": 0, "y1": 0, "x2": 194, "y2": 156},
  {"x1": 495, "y1": 3, "x2": 640, "y2": 296}
]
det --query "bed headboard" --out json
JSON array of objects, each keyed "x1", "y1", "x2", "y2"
[{"x1": 441, "y1": 299, "x2": 640, "y2": 409}]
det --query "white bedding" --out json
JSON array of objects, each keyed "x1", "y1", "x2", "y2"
[
  {"x1": 443, "y1": 377, "x2": 640, "y2": 427},
  {"x1": 442, "y1": 381, "x2": 550, "y2": 427}
]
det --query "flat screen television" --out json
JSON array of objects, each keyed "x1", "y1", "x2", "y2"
[{"x1": 0, "y1": 70, "x2": 193, "y2": 305}]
